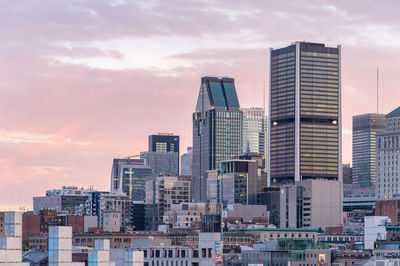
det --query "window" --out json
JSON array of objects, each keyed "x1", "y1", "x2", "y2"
[{"x1": 202, "y1": 248, "x2": 206, "y2": 258}]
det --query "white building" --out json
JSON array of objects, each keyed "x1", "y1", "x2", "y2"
[
  {"x1": 48, "y1": 226, "x2": 84, "y2": 266},
  {"x1": 364, "y1": 216, "x2": 389, "y2": 250},
  {"x1": 0, "y1": 212, "x2": 29, "y2": 265},
  {"x1": 103, "y1": 210, "x2": 121, "y2": 232},
  {"x1": 376, "y1": 106, "x2": 400, "y2": 200},
  {"x1": 88, "y1": 239, "x2": 116, "y2": 266}
]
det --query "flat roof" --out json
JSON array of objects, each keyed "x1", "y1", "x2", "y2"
[{"x1": 228, "y1": 227, "x2": 322, "y2": 233}]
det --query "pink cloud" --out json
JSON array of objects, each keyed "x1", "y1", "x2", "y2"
[{"x1": 1, "y1": 0, "x2": 400, "y2": 209}]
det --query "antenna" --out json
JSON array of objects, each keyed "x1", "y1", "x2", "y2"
[{"x1": 377, "y1": 67, "x2": 379, "y2": 114}]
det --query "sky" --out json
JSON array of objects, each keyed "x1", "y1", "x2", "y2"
[{"x1": 1, "y1": 0, "x2": 400, "y2": 210}]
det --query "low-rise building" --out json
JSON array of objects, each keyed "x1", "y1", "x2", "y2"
[
  {"x1": 228, "y1": 227, "x2": 320, "y2": 244},
  {"x1": 163, "y1": 202, "x2": 221, "y2": 229},
  {"x1": 130, "y1": 232, "x2": 222, "y2": 266},
  {"x1": 364, "y1": 216, "x2": 389, "y2": 250}
]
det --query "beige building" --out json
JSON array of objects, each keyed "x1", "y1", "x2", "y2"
[
  {"x1": 163, "y1": 202, "x2": 221, "y2": 229},
  {"x1": 102, "y1": 210, "x2": 121, "y2": 232},
  {"x1": 228, "y1": 227, "x2": 320, "y2": 243},
  {"x1": 280, "y1": 179, "x2": 342, "y2": 229}
]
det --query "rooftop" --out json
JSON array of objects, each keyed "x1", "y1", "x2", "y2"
[
  {"x1": 387, "y1": 106, "x2": 400, "y2": 118},
  {"x1": 229, "y1": 227, "x2": 322, "y2": 233}
]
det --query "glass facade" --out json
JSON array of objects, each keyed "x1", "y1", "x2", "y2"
[
  {"x1": 193, "y1": 77, "x2": 242, "y2": 202},
  {"x1": 352, "y1": 114, "x2": 386, "y2": 187},
  {"x1": 110, "y1": 158, "x2": 153, "y2": 201},
  {"x1": 269, "y1": 42, "x2": 341, "y2": 184},
  {"x1": 241, "y1": 107, "x2": 266, "y2": 156}
]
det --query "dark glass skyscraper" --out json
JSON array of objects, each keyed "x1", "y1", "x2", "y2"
[
  {"x1": 192, "y1": 77, "x2": 242, "y2": 202},
  {"x1": 268, "y1": 42, "x2": 342, "y2": 185},
  {"x1": 352, "y1": 113, "x2": 386, "y2": 187}
]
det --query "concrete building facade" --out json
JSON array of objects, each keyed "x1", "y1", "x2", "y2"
[
  {"x1": 376, "y1": 106, "x2": 400, "y2": 200},
  {"x1": 279, "y1": 179, "x2": 342, "y2": 229}
]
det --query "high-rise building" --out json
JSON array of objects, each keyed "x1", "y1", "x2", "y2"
[
  {"x1": 110, "y1": 158, "x2": 153, "y2": 201},
  {"x1": 268, "y1": 42, "x2": 342, "y2": 185},
  {"x1": 181, "y1": 146, "x2": 193, "y2": 176},
  {"x1": 241, "y1": 107, "x2": 266, "y2": 156},
  {"x1": 145, "y1": 175, "x2": 191, "y2": 229},
  {"x1": 352, "y1": 113, "x2": 386, "y2": 187},
  {"x1": 140, "y1": 151, "x2": 178, "y2": 176},
  {"x1": 193, "y1": 76, "x2": 242, "y2": 202},
  {"x1": 376, "y1": 106, "x2": 400, "y2": 200},
  {"x1": 148, "y1": 133, "x2": 179, "y2": 171}
]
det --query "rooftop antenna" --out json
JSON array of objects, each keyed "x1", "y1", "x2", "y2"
[{"x1": 377, "y1": 67, "x2": 379, "y2": 114}]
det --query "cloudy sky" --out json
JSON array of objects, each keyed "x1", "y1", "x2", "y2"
[{"x1": 1, "y1": 0, "x2": 400, "y2": 210}]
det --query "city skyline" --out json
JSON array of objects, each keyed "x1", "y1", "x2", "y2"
[{"x1": 2, "y1": 0, "x2": 400, "y2": 210}]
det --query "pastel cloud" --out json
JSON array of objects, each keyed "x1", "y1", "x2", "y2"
[{"x1": 1, "y1": 0, "x2": 400, "y2": 210}]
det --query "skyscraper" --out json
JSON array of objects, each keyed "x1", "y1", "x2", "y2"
[
  {"x1": 192, "y1": 76, "x2": 242, "y2": 202},
  {"x1": 376, "y1": 106, "x2": 400, "y2": 200},
  {"x1": 241, "y1": 107, "x2": 266, "y2": 156},
  {"x1": 110, "y1": 158, "x2": 153, "y2": 201},
  {"x1": 352, "y1": 113, "x2": 386, "y2": 187},
  {"x1": 268, "y1": 42, "x2": 342, "y2": 185}
]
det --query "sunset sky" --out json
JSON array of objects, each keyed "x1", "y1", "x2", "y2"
[{"x1": 1, "y1": 0, "x2": 400, "y2": 210}]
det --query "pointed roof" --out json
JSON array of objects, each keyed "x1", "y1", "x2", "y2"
[
  {"x1": 195, "y1": 76, "x2": 240, "y2": 113},
  {"x1": 387, "y1": 106, "x2": 400, "y2": 118}
]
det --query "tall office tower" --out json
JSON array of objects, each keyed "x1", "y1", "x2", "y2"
[
  {"x1": 140, "y1": 151, "x2": 178, "y2": 176},
  {"x1": 242, "y1": 107, "x2": 266, "y2": 156},
  {"x1": 193, "y1": 76, "x2": 242, "y2": 202},
  {"x1": 352, "y1": 113, "x2": 386, "y2": 187},
  {"x1": 181, "y1": 146, "x2": 193, "y2": 176},
  {"x1": 148, "y1": 133, "x2": 179, "y2": 171},
  {"x1": 268, "y1": 42, "x2": 342, "y2": 185},
  {"x1": 110, "y1": 158, "x2": 153, "y2": 201},
  {"x1": 376, "y1": 106, "x2": 400, "y2": 200}
]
